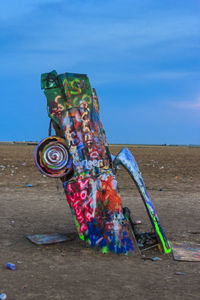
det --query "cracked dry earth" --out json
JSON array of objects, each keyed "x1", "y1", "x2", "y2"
[{"x1": 0, "y1": 144, "x2": 200, "y2": 300}]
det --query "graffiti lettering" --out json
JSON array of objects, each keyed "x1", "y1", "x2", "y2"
[
  {"x1": 73, "y1": 159, "x2": 104, "y2": 169},
  {"x1": 70, "y1": 79, "x2": 85, "y2": 97},
  {"x1": 78, "y1": 178, "x2": 89, "y2": 190},
  {"x1": 66, "y1": 178, "x2": 94, "y2": 233},
  {"x1": 63, "y1": 78, "x2": 73, "y2": 104}
]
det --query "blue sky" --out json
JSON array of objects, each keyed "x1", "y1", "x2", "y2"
[{"x1": 0, "y1": 0, "x2": 200, "y2": 144}]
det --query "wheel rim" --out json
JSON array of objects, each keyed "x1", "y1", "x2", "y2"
[{"x1": 34, "y1": 136, "x2": 72, "y2": 177}]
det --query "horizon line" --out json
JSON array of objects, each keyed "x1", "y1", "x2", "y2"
[{"x1": 0, "y1": 141, "x2": 199, "y2": 147}]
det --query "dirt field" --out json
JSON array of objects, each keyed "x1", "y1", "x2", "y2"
[{"x1": 0, "y1": 144, "x2": 199, "y2": 300}]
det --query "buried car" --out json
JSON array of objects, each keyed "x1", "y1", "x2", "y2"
[{"x1": 34, "y1": 70, "x2": 171, "y2": 255}]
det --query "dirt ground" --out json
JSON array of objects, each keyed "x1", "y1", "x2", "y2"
[{"x1": 0, "y1": 144, "x2": 199, "y2": 300}]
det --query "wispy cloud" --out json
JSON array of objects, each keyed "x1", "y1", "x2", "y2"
[
  {"x1": 0, "y1": 0, "x2": 199, "y2": 83},
  {"x1": 0, "y1": 0, "x2": 62, "y2": 22},
  {"x1": 93, "y1": 70, "x2": 198, "y2": 86},
  {"x1": 173, "y1": 98, "x2": 200, "y2": 110}
]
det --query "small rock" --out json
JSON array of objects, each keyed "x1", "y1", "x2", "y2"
[
  {"x1": 175, "y1": 272, "x2": 186, "y2": 275},
  {"x1": 17, "y1": 261, "x2": 23, "y2": 264},
  {"x1": 151, "y1": 257, "x2": 162, "y2": 261},
  {"x1": 142, "y1": 256, "x2": 162, "y2": 261}
]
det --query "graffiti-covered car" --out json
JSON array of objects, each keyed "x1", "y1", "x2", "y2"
[{"x1": 35, "y1": 71, "x2": 171, "y2": 255}]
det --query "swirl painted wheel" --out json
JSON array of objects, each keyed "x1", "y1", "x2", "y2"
[{"x1": 34, "y1": 136, "x2": 72, "y2": 178}]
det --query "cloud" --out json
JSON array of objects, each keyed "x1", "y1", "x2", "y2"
[
  {"x1": 0, "y1": 0, "x2": 199, "y2": 82},
  {"x1": 12, "y1": 8, "x2": 200, "y2": 51},
  {"x1": 0, "y1": 0, "x2": 62, "y2": 22},
  {"x1": 92, "y1": 70, "x2": 199, "y2": 86},
  {"x1": 0, "y1": 1, "x2": 200, "y2": 86},
  {"x1": 173, "y1": 98, "x2": 200, "y2": 110}
]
